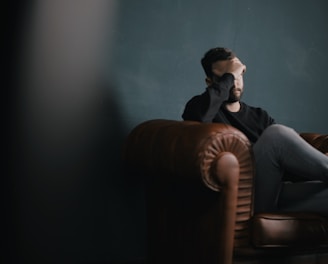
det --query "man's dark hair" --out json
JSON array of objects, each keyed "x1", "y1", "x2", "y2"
[{"x1": 201, "y1": 47, "x2": 236, "y2": 78}]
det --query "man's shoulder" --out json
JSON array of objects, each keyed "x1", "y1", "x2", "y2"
[{"x1": 185, "y1": 91, "x2": 208, "y2": 105}]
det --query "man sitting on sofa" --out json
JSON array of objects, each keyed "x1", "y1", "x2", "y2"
[{"x1": 182, "y1": 47, "x2": 328, "y2": 216}]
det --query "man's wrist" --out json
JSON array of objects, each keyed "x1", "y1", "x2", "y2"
[{"x1": 211, "y1": 73, "x2": 234, "y2": 92}]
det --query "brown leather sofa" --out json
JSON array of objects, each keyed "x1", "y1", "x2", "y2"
[{"x1": 124, "y1": 119, "x2": 328, "y2": 264}]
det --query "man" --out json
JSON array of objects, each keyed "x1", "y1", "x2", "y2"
[{"x1": 182, "y1": 47, "x2": 328, "y2": 216}]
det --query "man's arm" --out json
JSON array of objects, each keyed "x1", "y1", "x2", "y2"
[
  {"x1": 182, "y1": 57, "x2": 246, "y2": 122},
  {"x1": 182, "y1": 73, "x2": 234, "y2": 122}
]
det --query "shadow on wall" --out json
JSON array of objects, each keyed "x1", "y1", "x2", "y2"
[
  {"x1": 6, "y1": 0, "x2": 147, "y2": 263},
  {"x1": 8, "y1": 79, "x2": 148, "y2": 264},
  {"x1": 7, "y1": 80, "x2": 135, "y2": 263}
]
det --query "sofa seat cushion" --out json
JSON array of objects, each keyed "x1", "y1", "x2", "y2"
[{"x1": 251, "y1": 213, "x2": 328, "y2": 248}]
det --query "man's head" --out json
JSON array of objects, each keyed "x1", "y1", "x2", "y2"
[
  {"x1": 201, "y1": 47, "x2": 245, "y2": 103},
  {"x1": 201, "y1": 47, "x2": 236, "y2": 79}
]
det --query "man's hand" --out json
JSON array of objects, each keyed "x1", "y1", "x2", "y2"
[
  {"x1": 226, "y1": 57, "x2": 246, "y2": 79},
  {"x1": 211, "y1": 57, "x2": 246, "y2": 81}
]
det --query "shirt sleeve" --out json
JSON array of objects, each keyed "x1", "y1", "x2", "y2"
[{"x1": 182, "y1": 73, "x2": 234, "y2": 122}]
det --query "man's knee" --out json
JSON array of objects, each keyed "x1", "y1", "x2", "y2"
[
  {"x1": 254, "y1": 124, "x2": 297, "y2": 155},
  {"x1": 264, "y1": 124, "x2": 295, "y2": 136},
  {"x1": 259, "y1": 124, "x2": 297, "y2": 142}
]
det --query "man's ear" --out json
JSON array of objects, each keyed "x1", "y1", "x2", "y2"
[{"x1": 205, "y1": 77, "x2": 213, "y2": 86}]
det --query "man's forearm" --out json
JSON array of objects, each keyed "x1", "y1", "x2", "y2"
[
  {"x1": 182, "y1": 73, "x2": 234, "y2": 122},
  {"x1": 199, "y1": 73, "x2": 234, "y2": 122}
]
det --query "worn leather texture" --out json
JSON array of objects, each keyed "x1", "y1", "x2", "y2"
[{"x1": 124, "y1": 120, "x2": 328, "y2": 264}]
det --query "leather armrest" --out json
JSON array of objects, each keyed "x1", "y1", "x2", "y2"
[
  {"x1": 124, "y1": 119, "x2": 255, "y2": 263},
  {"x1": 300, "y1": 133, "x2": 328, "y2": 153},
  {"x1": 124, "y1": 119, "x2": 254, "y2": 191},
  {"x1": 124, "y1": 121, "x2": 328, "y2": 264}
]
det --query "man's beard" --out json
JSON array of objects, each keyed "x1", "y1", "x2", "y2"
[{"x1": 226, "y1": 87, "x2": 243, "y2": 103}]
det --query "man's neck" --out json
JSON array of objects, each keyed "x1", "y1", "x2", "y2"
[{"x1": 225, "y1": 101, "x2": 241, "y2": 112}]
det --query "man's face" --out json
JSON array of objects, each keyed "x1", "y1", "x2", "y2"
[{"x1": 211, "y1": 59, "x2": 244, "y2": 103}]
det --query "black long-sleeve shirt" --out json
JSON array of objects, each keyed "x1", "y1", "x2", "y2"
[{"x1": 182, "y1": 73, "x2": 275, "y2": 143}]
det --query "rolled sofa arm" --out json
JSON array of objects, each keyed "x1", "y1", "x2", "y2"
[
  {"x1": 124, "y1": 119, "x2": 254, "y2": 192},
  {"x1": 124, "y1": 119, "x2": 255, "y2": 264}
]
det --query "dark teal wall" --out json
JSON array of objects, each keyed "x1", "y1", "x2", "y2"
[{"x1": 111, "y1": 0, "x2": 328, "y2": 134}]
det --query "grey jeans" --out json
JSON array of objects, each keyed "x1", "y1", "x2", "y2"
[{"x1": 253, "y1": 124, "x2": 328, "y2": 216}]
